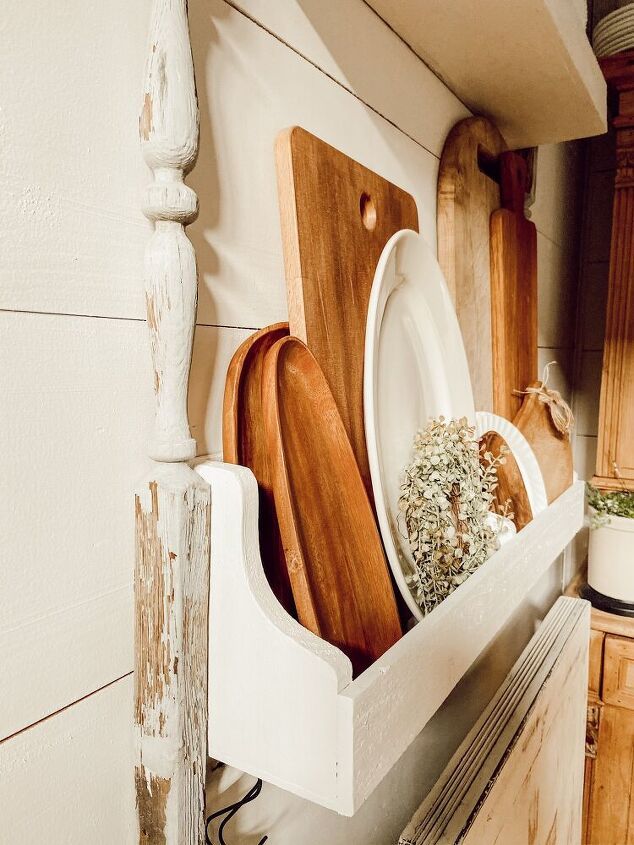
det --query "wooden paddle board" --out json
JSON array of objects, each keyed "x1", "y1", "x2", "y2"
[
  {"x1": 275, "y1": 126, "x2": 418, "y2": 504},
  {"x1": 222, "y1": 322, "x2": 295, "y2": 615},
  {"x1": 490, "y1": 151, "x2": 538, "y2": 420},
  {"x1": 263, "y1": 335, "x2": 402, "y2": 676},
  {"x1": 437, "y1": 116, "x2": 507, "y2": 412}
]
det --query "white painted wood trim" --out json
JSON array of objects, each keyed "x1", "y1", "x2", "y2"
[
  {"x1": 140, "y1": 0, "x2": 199, "y2": 463},
  {"x1": 135, "y1": 2, "x2": 211, "y2": 842},
  {"x1": 196, "y1": 460, "x2": 585, "y2": 816}
]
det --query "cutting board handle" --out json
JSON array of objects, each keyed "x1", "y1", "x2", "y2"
[{"x1": 499, "y1": 151, "x2": 528, "y2": 214}]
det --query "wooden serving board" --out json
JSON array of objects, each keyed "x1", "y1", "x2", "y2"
[
  {"x1": 487, "y1": 380, "x2": 573, "y2": 530},
  {"x1": 222, "y1": 322, "x2": 295, "y2": 615},
  {"x1": 275, "y1": 126, "x2": 418, "y2": 502},
  {"x1": 514, "y1": 381, "x2": 573, "y2": 504},
  {"x1": 490, "y1": 152, "x2": 538, "y2": 420},
  {"x1": 263, "y1": 336, "x2": 402, "y2": 676},
  {"x1": 437, "y1": 116, "x2": 507, "y2": 412}
]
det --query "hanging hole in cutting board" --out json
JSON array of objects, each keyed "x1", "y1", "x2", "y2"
[{"x1": 360, "y1": 192, "x2": 377, "y2": 231}]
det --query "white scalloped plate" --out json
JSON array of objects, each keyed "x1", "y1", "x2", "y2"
[
  {"x1": 364, "y1": 230, "x2": 547, "y2": 621},
  {"x1": 475, "y1": 411, "x2": 548, "y2": 518}
]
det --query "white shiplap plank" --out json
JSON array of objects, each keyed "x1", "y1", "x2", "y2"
[
  {"x1": 0, "y1": 588, "x2": 132, "y2": 745},
  {"x1": 537, "y1": 233, "x2": 575, "y2": 351},
  {"x1": 531, "y1": 142, "x2": 583, "y2": 249},
  {"x1": 573, "y1": 349, "x2": 603, "y2": 437},
  {"x1": 0, "y1": 0, "x2": 152, "y2": 320},
  {"x1": 2, "y1": 0, "x2": 449, "y2": 330},
  {"x1": 189, "y1": 0, "x2": 443, "y2": 329},
  {"x1": 223, "y1": 0, "x2": 469, "y2": 156},
  {"x1": 0, "y1": 311, "x2": 249, "y2": 739},
  {"x1": 0, "y1": 676, "x2": 136, "y2": 844}
]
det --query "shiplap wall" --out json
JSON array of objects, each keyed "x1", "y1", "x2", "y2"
[
  {"x1": 572, "y1": 122, "x2": 614, "y2": 484},
  {"x1": 0, "y1": 1, "x2": 585, "y2": 842}
]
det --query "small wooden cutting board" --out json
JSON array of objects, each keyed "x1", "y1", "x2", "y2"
[
  {"x1": 514, "y1": 381, "x2": 573, "y2": 504},
  {"x1": 490, "y1": 152, "x2": 538, "y2": 420},
  {"x1": 275, "y1": 126, "x2": 418, "y2": 504},
  {"x1": 222, "y1": 322, "x2": 295, "y2": 615},
  {"x1": 263, "y1": 335, "x2": 402, "y2": 676}
]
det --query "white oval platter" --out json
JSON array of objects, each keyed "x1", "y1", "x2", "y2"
[{"x1": 364, "y1": 229, "x2": 547, "y2": 621}]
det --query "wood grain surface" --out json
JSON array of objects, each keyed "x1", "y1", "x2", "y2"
[
  {"x1": 513, "y1": 380, "x2": 573, "y2": 503},
  {"x1": 594, "y1": 53, "x2": 634, "y2": 492},
  {"x1": 223, "y1": 322, "x2": 295, "y2": 615},
  {"x1": 275, "y1": 126, "x2": 418, "y2": 503},
  {"x1": 490, "y1": 151, "x2": 538, "y2": 420},
  {"x1": 263, "y1": 336, "x2": 402, "y2": 676},
  {"x1": 400, "y1": 597, "x2": 588, "y2": 845},
  {"x1": 437, "y1": 116, "x2": 507, "y2": 411},
  {"x1": 483, "y1": 430, "x2": 533, "y2": 531},
  {"x1": 486, "y1": 380, "x2": 573, "y2": 530}
]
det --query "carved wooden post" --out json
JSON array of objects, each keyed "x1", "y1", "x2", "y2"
[
  {"x1": 135, "y1": 2, "x2": 211, "y2": 842},
  {"x1": 594, "y1": 52, "x2": 634, "y2": 491}
]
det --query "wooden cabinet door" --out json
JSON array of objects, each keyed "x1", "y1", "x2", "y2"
[
  {"x1": 604, "y1": 635, "x2": 634, "y2": 709},
  {"x1": 587, "y1": 703, "x2": 634, "y2": 844}
]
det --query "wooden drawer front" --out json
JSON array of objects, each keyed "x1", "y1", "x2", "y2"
[
  {"x1": 604, "y1": 635, "x2": 634, "y2": 708},
  {"x1": 589, "y1": 629, "x2": 604, "y2": 697},
  {"x1": 588, "y1": 703, "x2": 634, "y2": 844}
]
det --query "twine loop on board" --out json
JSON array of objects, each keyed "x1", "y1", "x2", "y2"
[{"x1": 513, "y1": 361, "x2": 574, "y2": 439}]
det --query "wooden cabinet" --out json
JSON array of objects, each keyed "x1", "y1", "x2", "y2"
[{"x1": 582, "y1": 605, "x2": 634, "y2": 843}]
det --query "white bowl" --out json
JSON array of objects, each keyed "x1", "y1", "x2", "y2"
[
  {"x1": 593, "y1": 3, "x2": 634, "y2": 36},
  {"x1": 595, "y1": 34, "x2": 634, "y2": 57},
  {"x1": 594, "y1": 18, "x2": 634, "y2": 41}
]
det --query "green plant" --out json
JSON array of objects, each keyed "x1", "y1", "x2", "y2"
[
  {"x1": 587, "y1": 483, "x2": 634, "y2": 528},
  {"x1": 397, "y1": 416, "x2": 509, "y2": 616}
]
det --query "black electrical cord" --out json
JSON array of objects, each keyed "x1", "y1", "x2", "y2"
[{"x1": 205, "y1": 777, "x2": 268, "y2": 845}]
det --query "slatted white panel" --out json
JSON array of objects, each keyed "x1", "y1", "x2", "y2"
[
  {"x1": 0, "y1": 0, "x2": 151, "y2": 319},
  {"x1": 0, "y1": 312, "x2": 248, "y2": 739},
  {"x1": 0, "y1": 676, "x2": 136, "y2": 844},
  {"x1": 223, "y1": 0, "x2": 469, "y2": 156}
]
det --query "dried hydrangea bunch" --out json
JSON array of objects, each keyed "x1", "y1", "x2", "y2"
[{"x1": 397, "y1": 416, "x2": 507, "y2": 616}]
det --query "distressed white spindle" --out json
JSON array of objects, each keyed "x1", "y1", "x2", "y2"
[{"x1": 135, "y1": 1, "x2": 211, "y2": 842}]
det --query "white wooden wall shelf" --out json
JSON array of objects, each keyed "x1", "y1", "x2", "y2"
[
  {"x1": 364, "y1": 0, "x2": 606, "y2": 148},
  {"x1": 195, "y1": 460, "x2": 584, "y2": 816}
]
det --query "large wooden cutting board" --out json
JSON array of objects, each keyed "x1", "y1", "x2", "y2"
[
  {"x1": 263, "y1": 335, "x2": 402, "y2": 676},
  {"x1": 223, "y1": 322, "x2": 295, "y2": 615},
  {"x1": 490, "y1": 152, "x2": 538, "y2": 420},
  {"x1": 437, "y1": 116, "x2": 507, "y2": 412},
  {"x1": 275, "y1": 126, "x2": 419, "y2": 502}
]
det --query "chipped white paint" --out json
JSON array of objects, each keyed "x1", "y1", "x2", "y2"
[
  {"x1": 135, "y1": 1, "x2": 210, "y2": 842},
  {"x1": 140, "y1": 0, "x2": 199, "y2": 463},
  {"x1": 196, "y1": 461, "x2": 585, "y2": 816}
]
